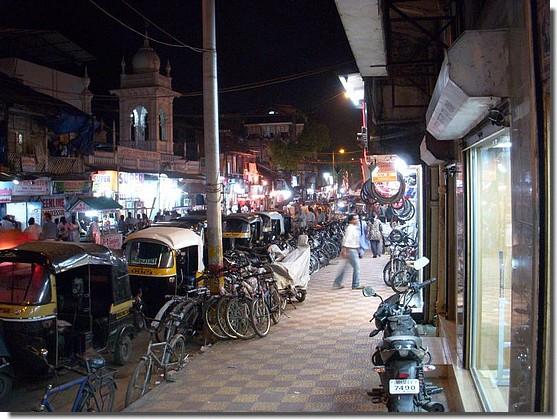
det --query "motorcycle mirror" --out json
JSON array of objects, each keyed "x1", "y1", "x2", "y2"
[
  {"x1": 362, "y1": 286, "x2": 376, "y2": 297},
  {"x1": 413, "y1": 257, "x2": 430, "y2": 270}
]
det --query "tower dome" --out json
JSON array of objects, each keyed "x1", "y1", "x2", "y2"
[{"x1": 132, "y1": 37, "x2": 160, "y2": 74}]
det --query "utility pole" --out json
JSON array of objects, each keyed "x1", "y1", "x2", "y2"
[{"x1": 202, "y1": 0, "x2": 223, "y2": 292}]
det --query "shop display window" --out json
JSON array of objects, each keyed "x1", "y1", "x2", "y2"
[{"x1": 469, "y1": 128, "x2": 512, "y2": 411}]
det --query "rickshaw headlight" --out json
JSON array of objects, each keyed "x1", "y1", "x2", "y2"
[{"x1": 168, "y1": 276, "x2": 176, "y2": 283}]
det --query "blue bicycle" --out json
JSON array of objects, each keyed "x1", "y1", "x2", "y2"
[{"x1": 37, "y1": 354, "x2": 116, "y2": 412}]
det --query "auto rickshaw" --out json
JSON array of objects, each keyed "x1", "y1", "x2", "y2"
[
  {"x1": 0, "y1": 241, "x2": 139, "y2": 377},
  {"x1": 256, "y1": 211, "x2": 285, "y2": 241},
  {"x1": 123, "y1": 226, "x2": 205, "y2": 318},
  {"x1": 222, "y1": 214, "x2": 263, "y2": 251},
  {"x1": 153, "y1": 215, "x2": 208, "y2": 265}
]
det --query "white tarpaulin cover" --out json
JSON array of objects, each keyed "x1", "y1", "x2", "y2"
[{"x1": 271, "y1": 235, "x2": 311, "y2": 290}]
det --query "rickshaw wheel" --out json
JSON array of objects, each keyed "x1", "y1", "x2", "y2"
[
  {"x1": 113, "y1": 334, "x2": 132, "y2": 366},
  {"x1": 0, "y1": 373, "x2": 13, "y2": 403}
]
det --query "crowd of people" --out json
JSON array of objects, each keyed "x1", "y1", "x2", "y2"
[{"x1": 0, "y1": 212, "x2": 83, "y2": 242}]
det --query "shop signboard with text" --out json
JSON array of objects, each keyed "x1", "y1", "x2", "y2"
[
  {"x1": 12, "y1": 179, "x2": 50, "y2": 196},
  {"x1": 0, "y1": 183, "x2": 12, "y2": 203},
  {"x1": 92, "y1": 170, "x2": 117, "y2": 197},
  {"x1": 52, "y1": 180, "x2": 92, "y2": 195},
  {"x1": 371, "y1": 161, "x2": 398, "y2": 183}
]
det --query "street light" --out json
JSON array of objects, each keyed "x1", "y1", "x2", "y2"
[{"x1": 332, "y1": 148, "x2": 346, "y2": 197}]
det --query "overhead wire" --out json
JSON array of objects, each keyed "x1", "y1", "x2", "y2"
[
  {"x1": 87, "y1": 0, "x2": 206, "y2": 52},
  {"x1": 119, "y1": 0, "x2": 209, "y2": 53}
]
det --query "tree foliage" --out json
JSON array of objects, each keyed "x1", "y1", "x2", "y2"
[{"x1": 268, "y1": 119, "x2": 331, "y2": 171}]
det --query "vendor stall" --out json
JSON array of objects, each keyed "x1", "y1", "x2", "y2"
[{"x1": 67, "y1": 196, "x2": 123, "y2": 249}]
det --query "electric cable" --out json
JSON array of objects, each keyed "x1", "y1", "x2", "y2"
[
  {"x1": 88, "y1": 0, "x2": 206, "y2": 52},
  {"x1": 119, "y1": 0, "x2": 209, "y2": 53}
]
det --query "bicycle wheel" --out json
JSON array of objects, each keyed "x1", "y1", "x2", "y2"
[
  {"x1": 269, "y1": 283, "x2": 282, "y2": 325},
  {"x1": 383, "y1": 258, "x2": 405, "y2": 287},
  {"x1": 154, "y1": 313, "x2": 175, "y2": 343},
  {"x1": 76, "y1": 379, "x2": 116, "y2": 412},
  {"x1": 250, "y1": 297, "x2": 271, "y2": 338},
  {"x1": 309, "y1": 254, "x2": 319, "y2": 274},
  {"x1": 226, "y1": 297, "x2": 256, "y2": 339},
  {"x1": 164, "y1": 334, "x2": 186, "y2": 370},
  {"x1": 216, "y1": 296, "x2": 238, "y2": 339},
  {"x1": 175, "y1": 302, "x2": 198, "y2": 344},
  {"x1": 204, "y1": 297, "x2": 229, "y2": 340},
  {"x1": 125, "y1": 357, "x2": 152, "y2": 408},
  {"x1": 391, "y1": 269, "x2": 415, "y2": 294}
]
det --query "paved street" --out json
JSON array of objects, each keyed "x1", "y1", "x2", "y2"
[{"x1": 125, "y1": 253, "x2": 448, "y2": 413}]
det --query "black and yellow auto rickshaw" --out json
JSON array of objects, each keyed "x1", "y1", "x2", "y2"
[
  {"x1": 222, "y1": 214, "x2": 264, "y2": 251},
  {"x1": 0, "y1": 241, "x2": 139, "y2": 376},
  {"x1": 256, "y1": 211, "x2": 285, "y2": 241},
  {"x1": 123, "y1": 226, "x2": 205, "y2": 318}
]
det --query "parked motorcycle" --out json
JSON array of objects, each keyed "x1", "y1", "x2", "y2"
[{"x1": 363, "y1": 260, "x2": 445, "y2": 412}]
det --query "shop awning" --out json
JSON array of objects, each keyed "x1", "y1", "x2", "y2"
[{"x1": 67, "y1": 196, "x2": 122, "y2": 212}]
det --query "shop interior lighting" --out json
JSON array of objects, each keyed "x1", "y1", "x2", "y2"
[
  {"x1": 12, "y1": 179, "x2": 19, "y2": 185},
  {"x1": 394, "y1": 157, "x2": 408, "y2": 172}
]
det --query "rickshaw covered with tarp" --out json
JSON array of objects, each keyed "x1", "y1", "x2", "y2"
[{"x1": 0, "y1": 241, "x2": 139, "y2": 377}]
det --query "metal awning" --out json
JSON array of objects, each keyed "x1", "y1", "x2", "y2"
[{"x1": 334, "y1": 0, "x2": 387, "y2": 77}]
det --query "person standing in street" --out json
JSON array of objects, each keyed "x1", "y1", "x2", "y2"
[
  {"x1": 117, "y1": 214, "x2": 127, "y2": 234},
  {"x1": 317, "y1": 208, "x2": 326, "y2": 225},
  {"x1": 332, "y1": 214, "x2": 363, "y2": 290},
  {"x1": 88, "y1": 217, "x2": 101, "y2": 244},
  {"x1": 358, "y1": 215, "x2": 370, "y2": 258},
  {"x1": 367, "y1": 214, "x2": 383, "y2": 258},
  {"x1": 24, "y1": 217, "x2": 42, "y2": 240},
  {"x1": 306, "y1": 207, "x2": 316, "y2": 227},
  {"x1": 40, "y1": 212, "x2": 58, "y2": 240},
  {"x1": 57, "y1": 216, "x2": 70, "y2": 241},
  {"x1": 68, "y1": 215, "x2": 81, "y2": 242}
]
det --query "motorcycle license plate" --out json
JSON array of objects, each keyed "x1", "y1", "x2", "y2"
[{"x1": 389, "y1": 379, "x2": 420, "y2": 394}]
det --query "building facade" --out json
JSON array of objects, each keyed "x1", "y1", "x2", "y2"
[{"x1": 336, "y1": 0, "x2": 550, "y2": 412}]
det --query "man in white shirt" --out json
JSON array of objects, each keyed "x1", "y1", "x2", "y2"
[
  {"x1": 332, "y1": 214, "x2": 363, "y2": 289},
  {"x1": 24, "y1": 217, "x2": 42, "y2": 240}
]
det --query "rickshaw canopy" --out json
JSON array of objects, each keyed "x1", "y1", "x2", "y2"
[
  {"x1": 124, "y1": 227, "x2": 204, "y2": 271},
  {"x1": 0, "y1": 241, "x2": 117, "y2": 274},
  {"x1": 256, "y1": 211, "x2": 285, "y2": 234}
]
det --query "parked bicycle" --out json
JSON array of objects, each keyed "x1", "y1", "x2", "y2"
[
  {"x1": 125, "y1": 312, "x2": 188, "y2": 408},
  {"x1": 37, "y1": 352, "x2": 116, "y2": 412}
]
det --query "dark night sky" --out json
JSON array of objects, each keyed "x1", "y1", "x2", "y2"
[{"x1": 1, "y1": 0, "x2": 362, "y2": 150}]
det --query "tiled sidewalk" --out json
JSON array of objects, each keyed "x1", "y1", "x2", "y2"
[{"x1": 125, "y1": 253, "x2": 398, "y2": 413}]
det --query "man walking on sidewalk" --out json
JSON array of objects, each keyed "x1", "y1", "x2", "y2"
[{"x1": 332, "y1": 214, "x2": 364, "y2": 290}]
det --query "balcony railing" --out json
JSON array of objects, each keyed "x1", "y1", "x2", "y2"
[
  {"x1": 47, "y1": 157, "x2": 84, "y2": 175},
  {"x1": 86, "y1": 146, "x2": 204, "y2": 176}
]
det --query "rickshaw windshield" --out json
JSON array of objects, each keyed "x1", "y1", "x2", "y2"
[
  {"x1": 0, "y1": 262, "x2": 51, "y2": 305},
  {"x1": 223, "y1": 220, "x2": 250, "y2": 234},
  {"x1": 126, "y1": 241, "x2": 174, "y2": 268}
]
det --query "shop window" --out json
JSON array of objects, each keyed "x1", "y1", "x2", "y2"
[
  {"x1": 130, "y1": 106, "x2": 149, "y2": 142},
  {"x1": 469, "y1": 128, "x2": 512, "y2": 412}
]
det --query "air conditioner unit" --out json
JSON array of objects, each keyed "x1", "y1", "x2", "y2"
[{"x1": 426, "y1": 30, "x2": 510, "y2": 141}]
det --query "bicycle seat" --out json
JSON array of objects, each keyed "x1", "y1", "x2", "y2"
[{"x1": 87, "y1": 356, "x2": 106, "y2": 371}]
